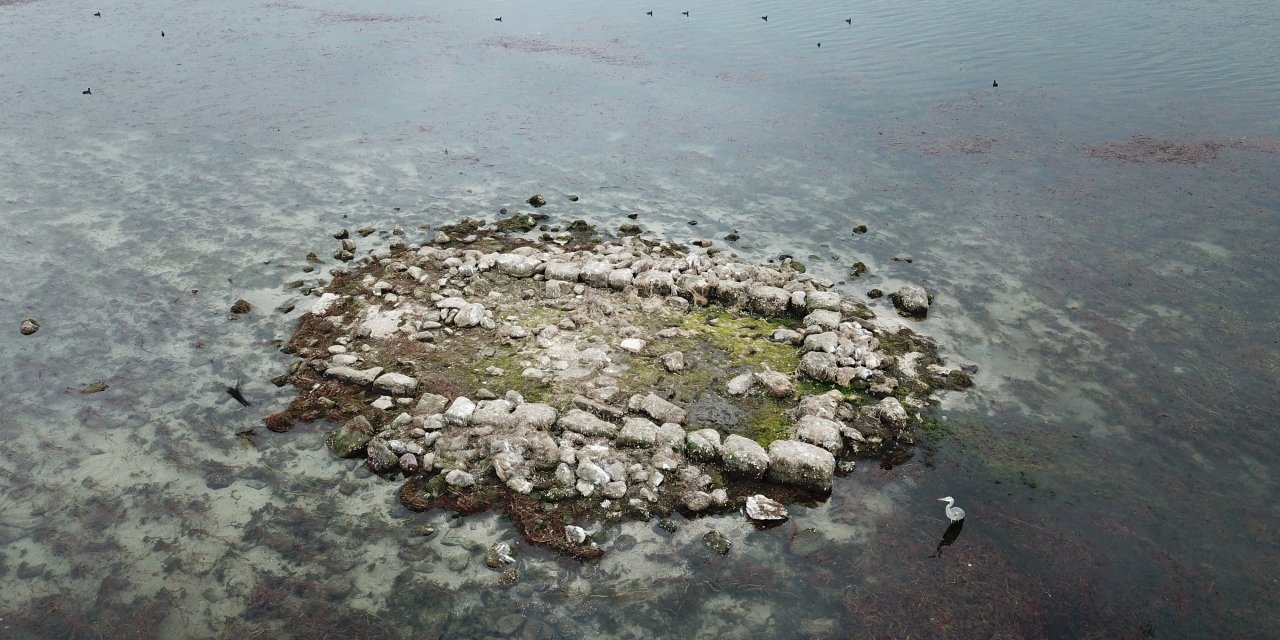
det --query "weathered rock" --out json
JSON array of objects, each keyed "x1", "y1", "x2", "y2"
[
  {"x1": 373, "y1": 372, "x2": 418, "y2": 395},
  {"x1": 485, "y1": 542, "x2": 517, "y2": 569},
  {"x1": 543, "y1": 261, "x2": 580, "y2": 282},
  {"x1": 721, "y1": 434, "x2": 769, "y2": 480},
  {"x1": 634, "y1": 393, "x2": 687, "y2": 424},
  {"x1": 754, "y1": 369, "x2": 794, "y2": 398},
  {"x1": 324, "y1": 365, "x2": 384, "y2": 385},
  {"x1": 794, "y1": 415, "x2": 844, "y2": 454},
  {"x1": 445, "y1": 469, "x2": 476, "y2": 487},
  {"x1": 891, "y1": 285, "x2": 930, "y2": 317},
  {"x1": 683, "y1": 490, "x2": 713, "y2": 512},
  {"x1": 745, "y1": 494, "x2": 788, "y2": 521},
  {"x1": 725, "y1": 373, "x2": 755, "y2": 396},
  {"x1": 327, "y1": 416, "x2": 374, "y2": 458},
  {"x1": 658, "y1": 351, "x2": 686, "y2": 372},
  {"x1": 511, "y1": 403, "x2": 557, "y2": 429},
  {"x1": 619, "y1": 338, "x2": 646, "y2": 353},
  {"x1": 19, "y1": 318, "x2": 40, "y2": 335},
  {"x1": 607, "y1": 268, "x2": 634, "y2": 290},
  {"x1": 702, "y1": 530, "x2": 731, "y2": 555},
  {"x1": 805, "y1": 290, "x2": 842, "y2": 312},
  {"x1": 365, "y1": 439, "x2": 400, "y2": 473},
  {"x1": 874, "y1": 397, "x2": 909, "y2": 429},
  {"x1": 230, "y1": 299, "x2": 252, "y2": 314},
  {"x1": 444, "y1": 396, "x2": 477, "y2": 426},
  {"x1": 797, "y1": 351, "x2": 838, "y2": 383},
  {"x1": 399, "y1": 453, "x2": 420, "y2": 473},
  {"x1": 564, "y1": 525, "x2": 588, "y2": 544},
  {"x1": 802, "y1": 309, "x2": 842, "y2": 331},
  {"x1": 471, "y1": 399, "x2": 516, "y2": 428},
  {"x1": 617, "y1": 417, "x2": 658, "y2": 447},
  {"x1": 766, "y1": 440, "x2": 835, "y2": 492},
  {"x1": 686, "y1": 429, "x2": 722, "y2": 462},
  {"x1": 634, "y1": 270, "x2": 675, "y2": 296},
  {"x1": 801, "y1": 332, "x2": 839, "y2": 354},
  {"x1": 496, "y1": 254, "x2": 541, "y2": 277},
  {"x1": 414, "y1": 393, "x2": 448, "y2": 415},
  {"x1": 526, "y1": 194, "x2": 546, "y2": 207},
  {"x1": 558, "y1": 409, "x2": 618, "y2": 437},
  {"x1": 748, "y1": 284, "x2": 791, "y2": 316},
  {"x1": 454, "y1": 302, "x2": 487, "y2": 327}
]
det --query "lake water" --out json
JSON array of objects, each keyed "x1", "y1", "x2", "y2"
[{"x1": 1, "y1": 0, "x2": 1277, "y2": 637}]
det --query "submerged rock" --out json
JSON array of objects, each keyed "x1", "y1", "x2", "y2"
[{"x1": 327, "y1": 416, "x2": 375, "y2": 458}]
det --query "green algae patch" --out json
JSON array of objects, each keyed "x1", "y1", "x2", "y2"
[{"x1": 679, "y1": 309, "x2": 800, "y2": 373}]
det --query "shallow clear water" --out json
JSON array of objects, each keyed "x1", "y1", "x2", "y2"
[{"x1": 1, "y1": 0, "x2": 1277, "y2": 637}]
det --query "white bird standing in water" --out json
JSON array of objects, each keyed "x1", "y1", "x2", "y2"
[{"x1": 939, "y1": 496, "x2": 965, "y2": 522}]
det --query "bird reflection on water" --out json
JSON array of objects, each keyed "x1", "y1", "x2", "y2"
[{"x1": 930, "y1": 519, "x2": 965, "y2": 557}]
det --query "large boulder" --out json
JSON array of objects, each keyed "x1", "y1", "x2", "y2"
[
  {"x1": 617, "y1": 417, "x2": 658, "y2": 447},
  {"x1": 721, "y1": 434, "x2": 769, "y2": 480},
  {"x1": 874, "y1": 397, "x2": 909, "y2": 430},
  {"x1": 327, "y1": 415, "x2": 374, "y2": 458},
  {"x1": 748, "y1": 285, "x2": 791, "y2": 316},
  {"x1": 686, "y1": 429, "x2": 722, "y2": 462},
  {"x1": 766, "y1": 440, "x2": 835, "y2": 492},
  {"x1": 634, "y1": 393, "x2": 687, "y2": 424},
  {"x1": 891, "y1": 285, "x2": 930, "y2": 317},
  {"x1": 373, "y1": 372, "x2": 418, "y2": 396},
  {"x1": 558, "y1": 409, "x2": 618, "y2": 437},
  {"x1": 793, "y1": 415, "x2": 843, "y2": 454}
]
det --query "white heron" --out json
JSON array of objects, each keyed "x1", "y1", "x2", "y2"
[{"x1": 939, "y1": 496, "x2": 965, "y2": 522}]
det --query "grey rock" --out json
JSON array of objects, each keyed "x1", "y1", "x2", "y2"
[
  {"x1": 619, "y1": 338, "x2": 647, "y2": 353},
  {"x1": 496, "y1": 254, "x2": 541, "y2": 277},
  {"x1": 564, "y1": 525, "x2": 588, "y2": 544},
  {"x1": 748, "y1": 284, "x2": 791, "y2": 316},
  {"x1": 365, "y1": 439, "x2": 400, "y2": 473},
  {"x1": 444, "y1": 396, "x2": 477, "y2": 426},
  {"x1": 805, "y1": 290, "x2": 842, "y2": 312},
  {"x1": 327, "y1": 416, "x2": 374, "y2": 458},
  {"x1": 771, "y1": 328, "x2": 804, "y2": 344},
  {"x1": 445, "y1": 469, "x2": 476, "y2": 487},
  {"x1": 891, "y1": 284, "x2": 930, "y2": 317},
  {"x1": 324, "y1": 365, "x2": 384, "y2": 385},
  {"x1": 512, "y1": 403, "x2": 558, "y2": 429},
  {"x1": 683, "y1": 490, "x2": 713, "y2": 512},
  {"x1": 802, "y1": 309, "x2": 842, "y2": 330},
  {"x1": 373, "y1": 372, "x2": 418, "y2": 395},
  {"x1": 686, "y1": 429, "x2": 722, "y2": 462},
  {"x1": 702, "y1": 530, "x2": 731, "y2": 555},
  {"x1": 634, "y1": 270, "x2": 676, "y2": 296},
  {"x1": 607, "y1": 268, "x2": 634, "y2": 290},
  {"x1": 766, "y1": 440, "x2": 835, "y2": 492},
  {"x1": 794, "y1": 415, "x2": 844, "y2": 454},
  {"x1": 558, "y1": 409, "x2": 618, "y2": 437},
  {"x1": 414, "y1": 393, "x2": 448, "y2": 415},
  {"x1": 801, "y1": 331, "x2": 839, "y2": 354},
  {"x1": 603, "y1": 481, "x2": 628, "y2": 499},
  {"x1": 617, "y1": 417, "x2": 658, "y2": 447},
  {"x1": 753, "y1": 369, "x2": 794, "y2": 398},
  {"x1": 471, "y1": 399, "x2": 516, "y2": 427},
  {"x1": 726, "y1": 373, "x2": 755, "y2": 396},
  {"x1": 659, "y1": 351, "x2": 686, "y2": 372},
  {"x1": 19, "y1": 318, "x2": 39, "y2": 335},
  {"x1": 874, "y1": 397, "x2": 909, "y2": 429},
  {"x1": 656, "y1": 422, "x2": 686, "y2": 451},
  {"x1": 580, "y1": 261, "x2": 611, "y2": 288},
  {"x1": 745, "y1": 494, "x2": 788, "y2": 521},
  {"x1": 543, "y1": 261, "x2": 581, "y2": 282},
  {"x1": 721, "y1": 434, "x2": 769, "y2": 480},
  {"x1": 797, "y1": 351, "x2": 839, "y2": 383},
  {"x1": 635, "y1": 393, "x2": 687, "y2": 424},
  {"x1": 398, "y1": 453, "x2": 420, "y2": 472},
  {"x1": 454, "y1": 302, "x2": 486, "y2": 327}
]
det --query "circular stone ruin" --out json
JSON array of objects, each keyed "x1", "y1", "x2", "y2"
[{"x1": 268, "y1": 215, "x2": 972, "y2": 558}]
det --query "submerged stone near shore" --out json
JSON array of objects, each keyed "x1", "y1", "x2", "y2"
[{"x1": 271, "y1": 216, "x2": 971, "y2": 559}]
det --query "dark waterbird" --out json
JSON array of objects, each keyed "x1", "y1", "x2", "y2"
[
  {"x1": 494, "y1": 16, "x2": 502, "y2": 22},
  {"x1": 930, "y1": 519, "x2": 965, "y2": 557},
  {"x1": 646, "y1": 10, "x2": 653, "y2": 16},
  {"x1": 993, "y1": 80, "x2": 999, "y2": 87},
  {"x1": 161, "y1": 31, "x2": 165, "y2": 37},
  {"x1": 82, "y1": 88, "x2": 91, "y2": 95},
  {"x1": 846, "y1": 17, "x2": 852, "y2": 24},
  {"x1": 761, "y1": 16, "x2": 767, "y2": 21},
  {"x1": 682, "y1": 11, "x2": 689, "y2": 17},
  {"x1": 94, "y1": 11, "x2": 101, "y2": 17}
]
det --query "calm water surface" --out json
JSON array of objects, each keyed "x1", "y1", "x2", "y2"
[{"x1": 1, "y1": 0, "x2": 1277, "y2": 637}]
